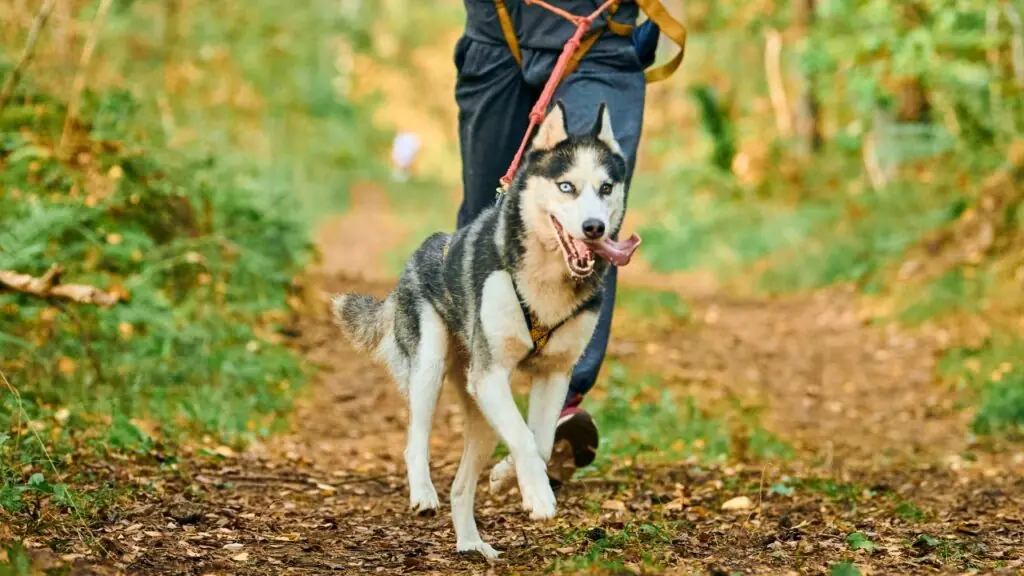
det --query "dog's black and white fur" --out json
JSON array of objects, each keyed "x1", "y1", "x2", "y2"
[{"x1": 332, "y1": 101, "x2": 631, "y2": 559}]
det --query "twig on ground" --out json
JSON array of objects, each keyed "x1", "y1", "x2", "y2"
[
  {"x1": 0, "y1": 0, "x2": 59, "y2": 117},
  {"x1": 0, "y1": 263, "x2": 120, "y2": 306},
  {"x1": 574, "y1": 476, "x2": 635, "y2": 486},
  {"x1": 59, "y1": 0, "x2": 113, "y2": 154},
  {"x1": 749, "y1": 463, "x2": 770, "y2": 525},
  {"x1": 217, "y1": 472, "x2": 400, "y2": 488}
]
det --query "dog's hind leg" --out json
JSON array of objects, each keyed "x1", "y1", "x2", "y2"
[
  {"x1": 405, "y1": 303, "x2": 447, "y2": 515},
  {"x1": 450, "y1": 371, "x2": 501, "y2": 560}
]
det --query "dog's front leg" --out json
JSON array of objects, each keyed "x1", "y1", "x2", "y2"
[
  {"x1": 473, "y1": 366, "x2": 557, "y2": 520},
  {"x1": 527, "y1": 373, "x2": 571, "y2": 462},
  {"x1": 488, "y1": 373, "x2": 570, "y2": 493}
]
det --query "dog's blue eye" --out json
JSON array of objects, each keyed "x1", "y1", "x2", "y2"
[{"x1": 557, "y1": 182, "x2": 575, "y2": 194}]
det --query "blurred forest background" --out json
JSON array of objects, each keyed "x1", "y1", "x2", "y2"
[{"x1": 1, "y1": 0, "x2": 1022, "y2": 573}]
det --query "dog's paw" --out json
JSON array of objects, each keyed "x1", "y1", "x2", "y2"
[
  {"x1": 517, "y1": 459, "x2": 557, "y2": 520},
  {"x1": 409, "y1": 482, "x2": 440, "y2": 516},
  {"x1": 488, "y1": 456, "x2": 516, "y2": 494},
  {"x1": 522, "y1": 485, "x2": 557, "y2": 520},
  {"x1": 456, "y1": 539, "x2": 501, "y2": 562}
]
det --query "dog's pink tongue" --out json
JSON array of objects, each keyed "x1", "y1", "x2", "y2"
[{"x1": 589, "y1": 233, "x2": 642, "y2": 266}]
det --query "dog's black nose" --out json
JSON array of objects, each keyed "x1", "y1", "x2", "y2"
[{"x1": 582, "y1": 219, "x2": 605, "y2": 240}]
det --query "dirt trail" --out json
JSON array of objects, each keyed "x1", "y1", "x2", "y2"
[{"x1": 76, "y1": 218, "x2": 1019, "y2": 576}]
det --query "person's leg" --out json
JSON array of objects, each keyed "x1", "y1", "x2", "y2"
[
  {"x1": 454, "y1": 35, "x2": 535, "y2": 229},
  {"x1": 558, "y1": 63, "x2": 645, "y2": 405},
  {"x1": 521, "y1": 37, "x2": 647, "y2": 481}
]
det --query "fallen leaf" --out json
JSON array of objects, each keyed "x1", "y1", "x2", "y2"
[
  {"x1": 57, "y1": 357, "x2": 76, "y2": 376},
  {"x1": 602, "y1": 499, "x2": 626, "y2": 511},
  {"x1": 664, "y1": 497, "x2": 690, "y2": 511},
  {"x1": 232, "y1": 551, "x2": 249, "y2": 562},
  {"x1": 223, "y1": 543, "x2": 244, "y2": 551},
  {"x1": 720, "y1": 496, "x2": 752, "y2": 511}
]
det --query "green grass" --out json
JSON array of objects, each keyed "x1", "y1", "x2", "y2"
[
  {"x1": 616, "y1": 286, "x2": 691, "y2": 323},
  {"x1": 0, "y1": 77, "x2": 312, "y2": 523},
  {"x1": 579, "y1": 363, "x2": 796, "y2": 472},
  {"x1": 547, "y1": 521, "x2": 675, "y2": 573},
  {"x1": 898, "y1": 268, "x2": 991, "y2": 326},
  {"x1": 938, "y1": 337, "x2": 1024, "y2": 437},
  {"x1": 585, "y1": 364, "x2": 732, "y2": 470},
  {"x1": 893, "y1": 501, "x2": 928, "y2": 522},
  {"x1": 633, "y1": 167, "x2": 843, "y2": 279},
  {"x1": 632, "y1": 145, "x2": 970, "y2": 296}
]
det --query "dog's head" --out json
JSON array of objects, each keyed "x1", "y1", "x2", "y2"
[{"x1": 518, "y1": 101, "x2": 640, "y2": 279}]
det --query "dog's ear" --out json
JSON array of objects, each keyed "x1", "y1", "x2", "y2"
[
  {"x1": 532, "y1": 100, "x2": 570, "y2": 150},
  {"x1": 591, "y1": 102, "x2": 618, "y2": 151}
]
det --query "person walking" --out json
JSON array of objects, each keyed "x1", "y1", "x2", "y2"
[{"x1": 452, "y1": 0, "x2": 683, "y2": 486}]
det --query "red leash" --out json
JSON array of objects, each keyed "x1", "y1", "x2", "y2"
[{"x1": 497, "y1": 0, "x2": 620, "y2": 192}]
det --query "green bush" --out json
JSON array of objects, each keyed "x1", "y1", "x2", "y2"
[{"x1": 0, "y1": 80, "x2": 312, "y2": 515}]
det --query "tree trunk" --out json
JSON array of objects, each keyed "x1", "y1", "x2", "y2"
[
  {"x1": 895, "y1": 3, "x2": 931, "y2": 123},
  {"x1": 795, "y1": 0, "x2": 822, "y2": 155}
]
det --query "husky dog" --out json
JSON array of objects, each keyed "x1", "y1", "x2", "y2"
[{"x1": 331, "y1": 101, "x2": 640, "y2": 559}]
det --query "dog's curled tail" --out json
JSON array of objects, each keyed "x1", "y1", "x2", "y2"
[{"x1": 331, "y1": 293, "x2": 391, "y2": 352}]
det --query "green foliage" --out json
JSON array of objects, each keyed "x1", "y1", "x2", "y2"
[
  {"x1": 894, "y1": 501, "x2": 927, "y2": 522},
  {"x1": 584, "y1": 364, "x2": 732, "y2": 469},
  {"x1": 939, "y1": 338, "x2": 1024, "y2": 437},
  {"x1": 845, "y1": 532, "x2": 877, "y2": 552},
  {"x1": 548, "y1": 521, "x2": 673, "y2": 573},
  {"x1": 87, "y1": 0, "x2": 389, "y2": 223},
  {"x1": 0, "y1": 79, "x2": 310, "y2": 516},
  {"x1": 829, "y1": 562, "x2": 862, "y2": 576},
  {"x1": 690, "y1": 84, "x2": 736, "y2": 171},
  {"x1": 811, "y1": 0, "x2": 1021, "y2": 144},
  {"x1": 746, "y1": 427, "x2": 796, "y2": 461},
  {"x1": 615, "y1": 286, "x2": 691, "y2": 322},
  {"x1": 972, "y1": 366, "x2": 1024, "y2": 436},
  {"x1": 898, "y1": 268, "x2": 991, "y2": 325},
  {"x1": 757, "y1": 184, "x2": 963, "y2": 293}
]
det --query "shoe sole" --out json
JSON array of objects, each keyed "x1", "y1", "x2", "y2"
[{"x1": 547, "y1": 411, "x2": 598, "y2": 490}]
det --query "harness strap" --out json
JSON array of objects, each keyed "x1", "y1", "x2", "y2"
[
  {"x1": 513, "y1": 281, "x2": 569, "y2": 358},
  {"x1": 565, "y1": 29, "x2": 604, "y2": 76},
  {"x1": 604, "y1": 1, "x2": 635, "y2": 37},
  {"x1": 493, "y1": 0, "x2": 524, "y2": 66},
  {"x1": 490, "y1": 0, "x2": 685, "y2": 85},
  {"x1": 635, "y1": 0, "x2": 687, "y2": 83}
]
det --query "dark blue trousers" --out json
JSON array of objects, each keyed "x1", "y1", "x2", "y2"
[{"x1": 453, "y1": 2, "x2": 647, "y2": 407}]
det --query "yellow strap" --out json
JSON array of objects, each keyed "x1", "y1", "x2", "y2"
[
  {"x1": 605, "y1": 1, "x2": 635, "y2": 36},
  {"x1": 635, "y1": 0, "x2": 688, "y2": 84},
  {"x1": 490, "y1": 0, "x2": 686, "y2": 83},
  {"x1": 565, "y1": 29, "x2": 603, "y2": 76},
  {"x1": 493, "y1": 0, "x2": 523, "y2": 66}
]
